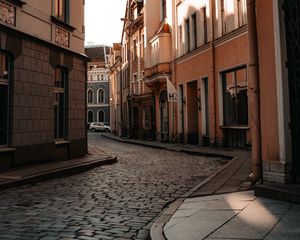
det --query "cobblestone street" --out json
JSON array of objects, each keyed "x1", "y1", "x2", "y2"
[{"x1": 0, "y1": 133, "x2": 228, "y2": 240}]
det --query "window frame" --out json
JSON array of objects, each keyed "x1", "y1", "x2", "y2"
[
  {"x1": 87, "y1": 89, "x2": 94, "y2": 104},
  {"x1": 53, "y1": 0, "x2": 70, "y2": 23},
  {"x1": 221, "y1": 66, "x2": 248, "y2": 127},
  {"x1": 54, "y1": 66, "x2": 68, "y2": 140},
  {"x1": 98, "y1": 88, "x2": 105, "y2": 104},
  {"x1": 0, "y1": 52, "x2": 10, "y2": 148}
]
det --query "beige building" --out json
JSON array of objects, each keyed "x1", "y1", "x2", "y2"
[
  {"x1": 0, "y1": 0, "x2": 87, "y2": 170},
  {"x1": 109, "y1": 43, "x2": 122, "y2": 135}
]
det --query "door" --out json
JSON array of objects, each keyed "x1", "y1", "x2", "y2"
[
  {"x1": 160, "y1": 90, "x2": 169, "y2": 141},
  {"x1": 283, "y1": 0, "x2": 300, "y2": 180}
]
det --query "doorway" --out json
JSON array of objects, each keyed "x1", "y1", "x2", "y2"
[
  {"x1": 283, "y1": 0, "x2": 300, "y2": 181},
  {"x1": 187, "y1": 81, "x2": 199, "y2": 144}
]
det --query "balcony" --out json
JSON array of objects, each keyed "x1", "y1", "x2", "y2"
[{"x1": 145, "y1": 21, "x2": 172, "y2": 88}]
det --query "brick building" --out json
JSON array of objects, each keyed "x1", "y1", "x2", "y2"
[
  {"x1": 0, "y1": 0, "x2": 87, "y2": 171},
  {"x1": 85, "y1": 45, "x2": 110, "y2": 125}
]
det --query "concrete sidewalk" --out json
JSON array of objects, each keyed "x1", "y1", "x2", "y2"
[
  {"x1": 0, "y1": 145, "x2": 117, "y2": 191},
  {"x1": 163, "y1": 191, "x2": 300, "y2": 240}
]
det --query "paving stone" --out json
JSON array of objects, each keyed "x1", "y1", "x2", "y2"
[{"x1": 0, "y1": 134, "x2": 226, "y2": 240}]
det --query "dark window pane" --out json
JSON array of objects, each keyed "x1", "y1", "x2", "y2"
[
  {"x1": 0, "y1": 85, "x2": 8, "y2": 145},
  {"x1": 58, "y1": 92, "x2": 65, "y2": 138},
  {"x1": 223, "y1": 68, "x2": 248, "y2": 126}
]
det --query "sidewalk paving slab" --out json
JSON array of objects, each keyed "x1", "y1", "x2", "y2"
[{"x1": 163, "y1": 191, "x2": 300, "y2": 240}]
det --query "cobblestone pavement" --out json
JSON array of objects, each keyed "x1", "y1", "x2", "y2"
[{"x1": 0, "y1": 133, "x2": 228, "y2": 240}]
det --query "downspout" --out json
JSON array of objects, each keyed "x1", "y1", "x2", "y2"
[
  {"x1": 210, "y1": 0, "x2": 217, "y2": 146},
  {"x1": 247, "y1": 0, "x2": 262, "y2": 184}
]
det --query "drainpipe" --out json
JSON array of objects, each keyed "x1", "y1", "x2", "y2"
[
  {"x1": 247, "y1": 0, "x2": 262, "y2": 184},
  {"x1": 210, "y1": 0, "x2": 217, "y2": 146}
]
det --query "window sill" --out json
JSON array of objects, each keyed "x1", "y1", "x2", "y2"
[
  {"x1": 55, "y1": 140, "x2": 70, "y2": 146},
  {"x1": 51, "y1": 16, "x2": 75, "y2": 32},
  {"x1": 5, "y1": 0, "x2": 26, "y2": 7},
  {"x1": 0, "y1": 147, "x2": 16, "y2": 153},
  {"x1": 220, "y1": 126, "x2": 249, "y2": 130}
]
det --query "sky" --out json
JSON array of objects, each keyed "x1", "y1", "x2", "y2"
[{"x1": 84, "y1": 0, "x2": 127, "y2": 47}]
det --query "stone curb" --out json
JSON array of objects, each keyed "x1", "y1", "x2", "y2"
[
  {"x1": 102, "y1": 133, "x2": 233, "y2": 160},
  {"x1": 0, "y1": 156, "x2": 117, "y2": 192}
]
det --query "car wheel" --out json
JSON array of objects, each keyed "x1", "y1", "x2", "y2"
[
  {"x1": 105, "y1": 128, "x2": 109, "y2": 132},
  {"x1": 91, "y1": 128, "x2": 96, "y2": 132}
]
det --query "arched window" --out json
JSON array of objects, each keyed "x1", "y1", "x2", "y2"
[
  {"x1": 98, "y1": 110, "x2": 105, "y2": 123},
  {"x1": 87, "y1": 89, "x2": 93, "y2": 103},
  {"x1": 98, "y1": 89, "x2": 105, "y2": 103},
  {"x1": 87, "y1": 111, "x2": 94, "y2": 123}
]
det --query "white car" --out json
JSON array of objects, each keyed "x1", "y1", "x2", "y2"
[{"x1": 89, "y1": 122, "x2": 111, "y2": 132}]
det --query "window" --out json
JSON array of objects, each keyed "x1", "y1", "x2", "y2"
[
  {"x1": 221, "y1": 0, "x2": 226, "y2": 35},
  {"x1": 202, "y1": 7, "x2": 208, "y2": 44},
  {"x1": 178, "y1": 25, "x2": 183, "y2": 56},
  {"x1": 161, "y1": 0, "x2": 166, "y2": 20},
  {"x1": 88, "y1": 111, "x2": 93, "y2": 123},
  {"x1": 185, "y1": 18, "x2": 190, "y2": 52},
  {"x1": 140, "y1": 35, "x2": 144, "y2": 58},
  {"x1": 54, "y1": 0, "x2": 69, "y2": 23},
  {"x1": 98, "y1": 110, "x2": 105, "y2": 123},
  {"x1": 143, "y1": 107, "x2": 151, "y2": 130},
  {"x1": 133, "y1": 39, "x2": 137, "y2": 61},
  {"x1": 0, "y1": 52, "x2": 9, "y2": 146},
  {"x1": 222, "y1": 67, "x2": 248, "y2": 126},
  {"x1": 54, "y1": 67, "x2": 67, "y2": 139},
  {"x1": 237, "y1": 0, "x2": 247, "y2": 27},
  {"x1": 87, "y1": 89, "x2": 93, "y2": 103},
  {"x1": 98, "y1": 89, "x2": 105, "y2": 103},
  {"x1": 97, "y1": 75, "x2": 100, "y2": 81},
  {"x1": 191, "y1": 13, "x2": 197, "y2": 50}
]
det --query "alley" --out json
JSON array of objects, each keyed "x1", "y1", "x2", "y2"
[{"x1": 0, "y1": 133, "x2": 227, "y2": 240}]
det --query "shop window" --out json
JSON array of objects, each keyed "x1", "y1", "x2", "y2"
[
  {"x1": 222, "y1": 67, "x2": 248, "y2": 126},
  {"x1": 54, "y1": 67, "x2": 67, "y2": 139},
  {"x1": 0, "y1": 52, "x2": 9, "y2": 146}
]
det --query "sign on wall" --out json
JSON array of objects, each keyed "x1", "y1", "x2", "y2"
[
  {"x1": 55, "y1": 26, "x2": 69, "y2": 48},
  {"x1": 166, "y1": 76, "x2": 178, "y2": 102},
  {"x1": 0, "y1": 1, "x2": 16, "y2": 27}
]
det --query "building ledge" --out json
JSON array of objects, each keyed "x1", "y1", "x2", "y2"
[
  {"x1": 55, "y1": 140, "x2": 70, "y2": 146},
  {"x1": 5, "y1": 0, "x2": 26, "y2": 7},
  {"x1": 0, "y1": 148, "x2": 16, "y2": 153},
  {"x1": 51, "y1": 16, "x2": 76, "y2": 32}
]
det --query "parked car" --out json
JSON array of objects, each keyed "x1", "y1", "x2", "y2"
[{"x1": 89, "y1": 122, "x2": 111, "y2": 132}]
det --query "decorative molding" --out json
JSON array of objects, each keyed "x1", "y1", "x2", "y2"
[
  {"x1": 0, "y1": 1, "x2": 16, "y2": 26},
  {"x1": 51, "y1": 16, "x2": 75, "y2": 32},
  {"x1": 55, "y1": 26, "x2": 69, "y2": 48}
]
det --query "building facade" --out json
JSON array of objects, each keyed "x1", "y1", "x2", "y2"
[
  {"x1": 120, "y1": 0, "x2": 155, "y2": 139},
  {"x1": 253, "y1": 0, "x2": 299, "y2": 184},
  {"x1": 85, "y1": 45, "x2": 110, "y2": 125},
  {"x1": 109, "y1": 43, "x2": 122, "y2": 135},
  {"x1": 0, "y1": 0, "x2": 87, "y2": 171},
  {"x1": 174, "y1": 0, "x2": 249, "y2": 147}
]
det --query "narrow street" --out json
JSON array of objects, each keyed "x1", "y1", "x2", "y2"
[{"x1": 0, "y1": 133, "x2": 227, "y2": 240}]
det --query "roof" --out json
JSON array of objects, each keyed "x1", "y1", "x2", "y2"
[{"x1": 84, "y1": 45, "x2": 111, "y2": 62}]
